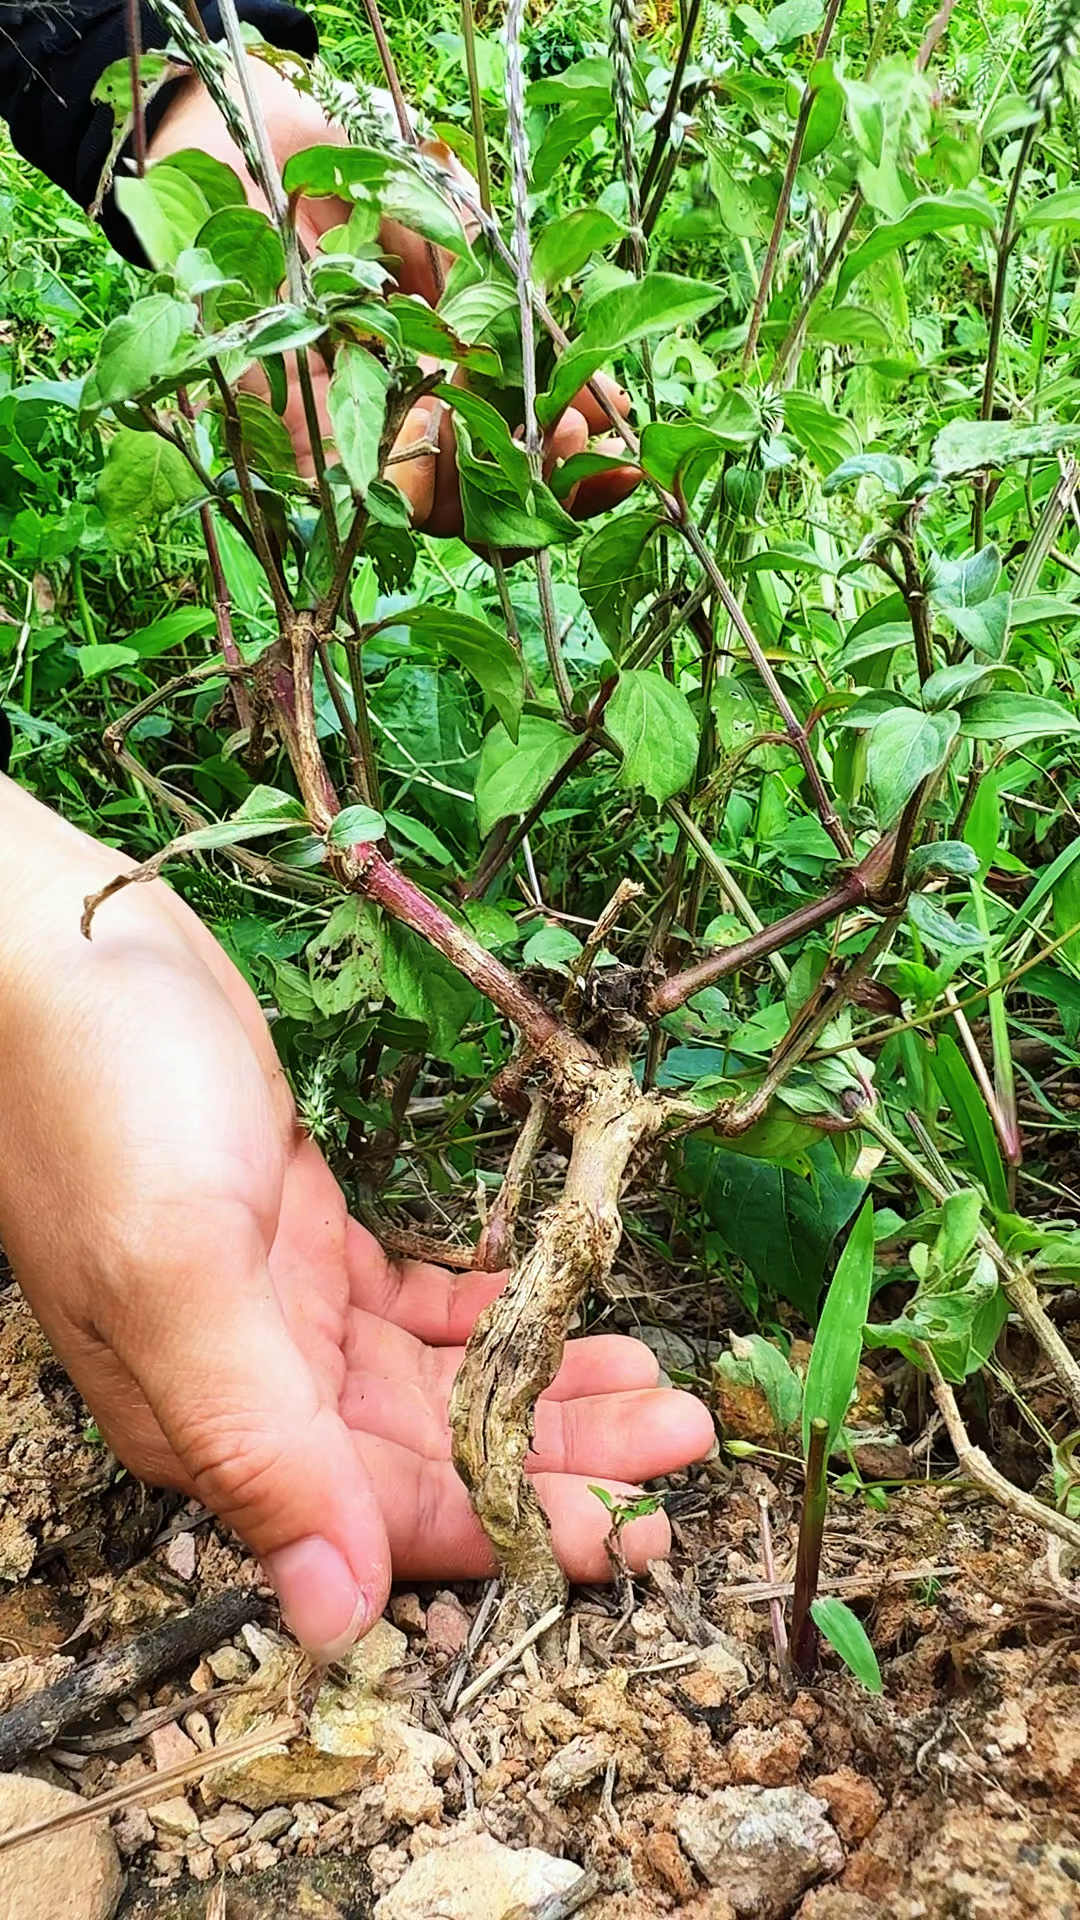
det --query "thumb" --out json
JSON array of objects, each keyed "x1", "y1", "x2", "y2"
[{"x1": 109, "y1": 1206, "x2": 391, "y2": 1660}]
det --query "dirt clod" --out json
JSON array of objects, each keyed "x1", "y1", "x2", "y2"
[
  {"x1": 677, "y1": 1785, "x2": 844, "y2": 1918},
  {"x1": 0, "y1": 1770, "x2": 124, "y2": 1920}
]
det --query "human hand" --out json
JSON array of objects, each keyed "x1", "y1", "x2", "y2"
[
  {"x1": 0, "y1": 781, "x2": 713, "y2": 1658},
  {"x1": 147, "y1": 60, "x2": 640, "y2": 533}
]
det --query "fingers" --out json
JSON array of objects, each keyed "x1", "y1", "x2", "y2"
[
  {"x1": 573, "y1": 370, "x2": 632, "y2": 436},
  {"x1": 353, "y1": 1436, "x2": 673, "y2": 1580},
  {"x1": 344, "y1": 1217, "x2": 506, "y2": 1342},
  {"x1": 570, "y1": 438, "x2": 643, "y2": 519},
  {"x1": 385, "y1": 397, "x2": 439, "y2": 526},
  {"x1": 103, "y1": 1202, "x2": 392, "y2": 1661}
]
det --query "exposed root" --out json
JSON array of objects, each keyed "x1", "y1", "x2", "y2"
[{"x1": 449, "y1": 1064, "x2": 664, "y2": 1622}]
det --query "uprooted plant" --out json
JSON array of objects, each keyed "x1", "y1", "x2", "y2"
[{"x1": 63, "y1": 0, "x2": 1080, "y2": 1634}]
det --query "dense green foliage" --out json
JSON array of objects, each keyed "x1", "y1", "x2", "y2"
[{"x1": 3, "y1": 0, "x2": 1080, "y2": 1547}]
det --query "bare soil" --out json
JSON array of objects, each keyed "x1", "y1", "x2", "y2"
[{"x1": 2, "y1": 1265, "x2": 1079, "y2": 1920}]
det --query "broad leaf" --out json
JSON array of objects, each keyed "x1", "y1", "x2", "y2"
[
  {"x1": 606, "y1": 669, "x2": 699, "y2": 803},
  {"x1": 933, "y1": 418, "x2": 1080, "y2": 477},
  {"x1": 93, "y1": 295, "x2": 196, "y2": 408},
  {"x1": 115, "y1": 167, "x2": 210, "y2": 270},
  {"x1": 379, "y1": 917, "x2": 479, "y2": 1061},
  {"x1": 475, "y1": 715, "x2": 576, "y2": 836},
  {"x1": 837, "y1": 191, "x2": 997, "y2": 299},
  {"x1": 327, "y1": 346, "x2": 391, "y2": 497},
  {"x1": 389, "y1": 606, "x2": 525, "y2": 739},
  {"x1": 908, "y1": 890, "x2": 986, "y2": 952},
  {"x1": 578, "y1": 511, "x2": 660, "y2": 652},
  {"x1": 958, "y1": 691, "x2": 1080, "y2": 741},
  {"x1": 97, "y1": 427, "x2": 202, "y2": 543},
  {"x1": 867, "y1": 707, "x2": 958, "y2": 824},
  {"x1": 198, "y1": 205, "x2": 286, "y2": 306},
  {"x1": 538, "y1": 274, "x2": 723, "y2": 427},
  {"x1": 281, "y1": 145, "x2": 471, "y2": 260},
  {"x1": 532, "y1": 209, "x2": 626, "y2": 288}
]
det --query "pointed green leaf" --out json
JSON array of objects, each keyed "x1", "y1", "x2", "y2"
[
  {"x1": 803, "y1": 1196, "x2": 875, "y2": 1456},
  {"x1": 606, "y1": 669, "x2": 699, "y2": 803},
  {"x1": 327, "y1": 345, "x2": 391, "y2": 497},
  {"x1": 867, "y1": 707, "x2": 958, "y2": 825},
  {"x1": 811, "y1": 1598, "x2": 882, "y2": 1693}
]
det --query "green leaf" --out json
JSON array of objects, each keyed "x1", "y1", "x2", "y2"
[
  {"x1": 235, "y1": 784, "x2": 306, "y2": 822},
  {"x1": 522, "y1": 922, "x2": 584, "y2": 969},
  {"x1": 386, "y1": 295, "x2": 501, "y2": 374},
  {"x1": 475, "y1": 715, "x2": 576, "y2": 836},
  {"x1": 1020, "y1": 186, "x2": 1080, "y2": 230},
  {"x1": 327, "y1": 346, "x2": 391, "y2": 497},
  {"x1": 379, "y1": 917, "x2": 479, "y2": 1060},
  {"x1": 606, "y1": 669, "x2": 699, "y2": 804},
  {"x1": 126, "y1": 607, "x2": 216, "y2": 656},
  {"x1": 532, "y1": 209, "x2": 627, "y2": 288},
  {"x1": 843, "y1": 77, "x2": 885, "y2": 167},
  {"x1": 824, "y1": 452, "x2": 908, "y2": 496},
  {"x1": 78, "y1": 642, "x2": 140, "y2": 679},
  {"x1": 717, "y1": 1334, "x2": 803, "y2": 1435},
  {"x1": 197, "y1": 205, "x2": 286, "y2": 306},
  {"x1": 907, "y1": 840, "x2": 980, "y2": 881},
  {"x1": 578, "y1": 511, "x2": 660, "y2": 653},
  {"x1": 867, "y1": 707, "x2": 958, "y2": 825},
  {"x1": 281, "y1": 145, "x2": 471, "y2": 260},
  {"x1": 836, "y1": 191, "x2": 997, "y2": 300},
  {"x1": 679, "y1": 1137, "x2": 867, "y2": 1320},
  {"x1": 328, "y1": 803, "x2": 387, "y2": 847},
  {"x1": 957, "y1": 691, "x2": 1080, "y2": 741},
  {"x1": 802, "y1": 1197, "x2": 875, "y2": 1457},
  {"x1": 93, "y1": 295, "x2": 196, "y2": 408},
  {"x1": 1053, "y1": 857, "x2": 1080, "y2": 971},
  {"x1": 153, "y1": 149, "x2": 246, "y2": 214},
  {"x1": 811, "y1": 1598, "x2": 882, "y2": 1693},
  {"x1": 389, "y1": 606, "x2": 525, "y2": 739},
  {"x1": 802, "y1": 78, "x2": 844, "y2": 162},
  {"x1": 908, "y1": 890, "x2": 986, "y2": 952},
  {"x1": 782, "y1": 392, "x2": 860, "y2": 474},
  {"x1": 640, "y1": 400, "x2": 759, "y2": 491},
  {"x1": 231, "y1": 392, "x2": 298, "y2": 479},
  {"x1": 306, "y1": 896, "x2": 384, "y2": 1017},
  {"x1": 435, "y1": 385, "x2": 581, "y2": 549},
  {"x1": 921, "y1": 661, "x2": 1023, "y2": 709},
  {"x1": 97, "y1": 427, "x2": 202, "y2": 544},
  {"x1": 538, "y1": 274, "x2": 723, "y2": 428},
  {"x1": 533, "y1": 93, "x2": 613, "y2": 188},
  {"x1": 115, "y1": 167, "x2": 211, "y2": 270},
  {"x1": 932, "y1": 418, "x2": 1080, "y2": 477}
]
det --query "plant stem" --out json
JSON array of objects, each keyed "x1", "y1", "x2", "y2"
[
  {"x1": 742, "y1": 0, "x2": 845, "y2": 370},
  {"x1": 921, "y1": 1347, "x2": 1080, "y2": 1554},
  {"x1": 125, "y1": 0, "x2": 148, "y2": 177},
  {"x1": 975, "y1": 119, "x2": 1037, "y2": 546},
  {"x1": 460, "y1": 0, "x2": 493, "y2": 212},
  {"x1": 790, "y1": 1417, "x2": 829, "y2": 1676}
]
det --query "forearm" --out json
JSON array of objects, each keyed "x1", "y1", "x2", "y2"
[{"x1": 0, "y1": 0, "x2": 317, "y2": 259}]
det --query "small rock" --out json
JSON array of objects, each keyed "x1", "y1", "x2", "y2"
[
  {"x1": 207, "y1": 1645, "x2": 253, "y2": 1684},
  {"x1": 248, "y1": 1840, "x2": 281, "y2": 1872},
  {"x1": 425, "y1": 1597, "x2": 470, "y2": 1659},
  {"x1": 539, "y1": 1731, "x2": 613, "y2": 1802},
  {"x1": 162, "y1": 1532, "x2": 198, "y2": 1581},
  {"x1": 677, "y1": 1786, "x2": 843, "y2": 1919},
  {"x1": 249, "y1": 1807, "x2": 293, "y2": 1844},
  {"x1": 631, "y1": 1607, "x2": 668, "y2": 1641},
  {"x1": 148, "y1": 1722, "x2": 198, "y2": 1772},
  {"x1": 729, "y1": 1722, "x2": 812, "y2": 1787},
  {"x1": 0, "y1": 1771, "x2": 123, "y2": 1920},
  {"x1": 637, "y1": 1324, "x2": 698, "y2": 1376},
  {"x1": 643, "y1": 1828, "x2": 697, "y2": 1900},
  {"x1": 576, "y1": 1668, "x2": 644, "y2": 1741},
  {"x1": 374, "y1": 1832, "x2": 582, "y2": 1919},
  {"x1": 390, "y1": 1593, "x2": 427, "y2": 1635},
  {"x1": 184, "y1": 1710, "x2": 214, "y2": 1752},
  {"x1": 685, "y1": 1897, "x2": 738, "y2": 1920},
  {"x1": 680, "y1": 1639, "x2": 751, "y2": 1712},
  {"x1": 200, "y1": 1806, "x2": 253, "y2": 1846},
  {"x1": 809, "y1": 1770, "x2": 885, "y2": 1847},
  {"x1": 113, "y1": 1806, "x2": 155, "y2": 1856},
  {"x1": 984, "y1": 1698, "x2": 1029, "y2": 1756},
  {"x1": 147, "y1": 1798, "x2": 200, "y2": 1838},
  {"x1": 187, "y1": 1846, "x2": 216, "y2": 1883}
]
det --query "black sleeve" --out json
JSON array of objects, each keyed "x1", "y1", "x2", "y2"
[{"x1": 0, "y1": 0, "x2": 319, "y2": 258}]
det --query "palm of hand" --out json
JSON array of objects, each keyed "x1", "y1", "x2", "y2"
[{"x1": 0, "y1": 811, "x2": 710, "y2": 1655}]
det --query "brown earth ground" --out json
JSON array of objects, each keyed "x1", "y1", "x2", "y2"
[{"x1": 1, "y1": 1255, "x2": 1079, "y2": 1920}]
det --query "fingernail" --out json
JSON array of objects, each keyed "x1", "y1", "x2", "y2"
[{"x1": 264, "y1": 1537, "x2": 372, "y2": 1661}]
